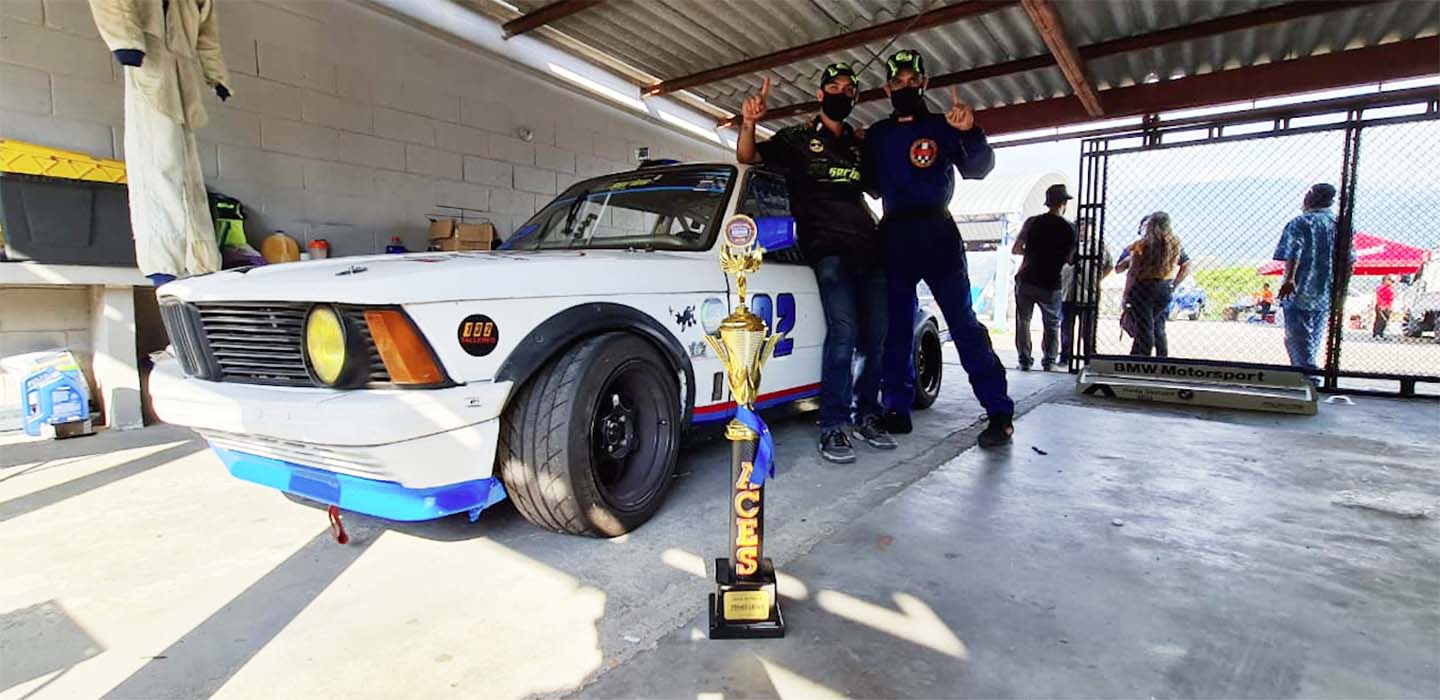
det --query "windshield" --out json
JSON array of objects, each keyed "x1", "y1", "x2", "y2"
[{"x1": 503, "y1": 166, "x2": 735, "y2": 252}]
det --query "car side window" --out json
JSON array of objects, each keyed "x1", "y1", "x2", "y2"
[{"x1": 738, "y1": 172, "x2": 805, "y2": 265}]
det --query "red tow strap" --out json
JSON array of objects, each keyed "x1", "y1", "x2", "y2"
[{"x1": 328, "y1": 505, "x2": 350, "y2": 545}]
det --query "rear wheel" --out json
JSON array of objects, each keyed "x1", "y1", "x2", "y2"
[
  {"x1": 912, "y1": 321, "x2": 943, "y2": 410},
  {"x1": 497, "y1": 333, "x2": 681, "y2": 537}
]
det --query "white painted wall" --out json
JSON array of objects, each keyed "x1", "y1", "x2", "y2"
[{"x1": 0, "y1": 0, "x2": 729, "y2": 255}]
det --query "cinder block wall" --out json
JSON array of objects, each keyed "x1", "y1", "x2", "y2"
[{"x1": 0, "y1": 0, "x2": 729, "y2": 255}]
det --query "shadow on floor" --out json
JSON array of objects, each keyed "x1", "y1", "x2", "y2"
[
  {"x1": 0, "y1": 441, "x2": 206, "y2": 524},
  {"x1": 101, "y1": 523, "x2": 381, "y2": 700},
  {"x1": 0, "y1": 600, "x2": 104, "y2": 693}
]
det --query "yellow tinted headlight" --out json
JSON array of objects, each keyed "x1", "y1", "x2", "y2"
[{"x1": 305, "y1": 305, "x2": 348, "y2": 386}]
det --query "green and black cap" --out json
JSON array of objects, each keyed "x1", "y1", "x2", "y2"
[
  {"x1": 885, "y1": 49, "x2": 926, "y2": 80},
  {"x1": 819, "y1": 62, "x2": 857, "y2": 89}
]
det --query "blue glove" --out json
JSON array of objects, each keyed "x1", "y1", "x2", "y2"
[
  {"x1": 215, "y1": 84, "x2": 230, "y2": 101},
  {"x1": 113, "y1": 49, "x2": 144, "y2": 67}
]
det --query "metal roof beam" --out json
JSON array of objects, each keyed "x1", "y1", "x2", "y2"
[
  {"x1": 640, "y1": 1, "x2": 1015, "y2": 98},
  {"x1": 502, "y1": 0, "x2": 605, "y2": 39},
  {"x1": 721, "y1": 0, "x2": 1381, "y2": 127},
  {"x1": 992, "y1": 85, "x2": 1440, "y2": 148},
  {"x1": 1019, "y1": 0, "x2": 1102, "y2": 117},
  {"x1": 979, "y1": 36, "x2": 1440, "y2": 135}
]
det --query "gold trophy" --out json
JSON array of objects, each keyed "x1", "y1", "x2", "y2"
[{"x1": 707, "y1": 214, "x2": 785, "y2": 639}]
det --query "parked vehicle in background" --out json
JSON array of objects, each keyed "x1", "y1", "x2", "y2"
[
  {"x1": 1400, "y1": 253, "x2": 1440, "y2": 341},
  {"x1": 1167, "y1": 278, "x2": 1208, "y2": 321}
]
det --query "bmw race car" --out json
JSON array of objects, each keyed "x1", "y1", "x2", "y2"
[{"x1": 151, "y1": 163, "x2": 945, "y2": 536}]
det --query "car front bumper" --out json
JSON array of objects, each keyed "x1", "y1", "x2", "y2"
[{"x1": 150, "y1": 354, "x2": 515, "y2": 520}]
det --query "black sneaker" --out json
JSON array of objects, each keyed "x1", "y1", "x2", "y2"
[
  {"x1": 853, "y1": 415, "x2": 898, "y2": 450},
  {"x1": 882, "y1": 410, "x2": 913, "y2": 435},
  {"x1": 1018, "y1": 362, "x2": 1032, "y2": 371},
  {"x1": 977, "y1": 413, "x2": 1014, "y2": 449},
  {"x1": 819, "y1": 429, "x2": 856, "y2": 464},
  {"x1": 1041, "y1": 361, "x2": 1055, "y2": 372}
]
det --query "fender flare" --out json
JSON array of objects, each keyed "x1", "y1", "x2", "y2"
[{"x1": 495, "y1": 302, "x2": 696, "y2": 425}]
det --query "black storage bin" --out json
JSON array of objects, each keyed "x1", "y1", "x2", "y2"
[{"x1": 0, "y1": 172, "x2": 135, "y2": 266}]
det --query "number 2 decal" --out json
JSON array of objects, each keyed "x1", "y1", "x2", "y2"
[{"x1": 749, "y1": 293, "x2": 796, "y2": 358}]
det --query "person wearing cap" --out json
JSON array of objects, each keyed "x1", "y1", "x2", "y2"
[
  {"x1": 735, "y1": 63, "x2": 896, "y2": 464},
  {"x1": 862, "y1": 49, "x2": 1014, "y2": 448},
  {"x1": 1275, "y1": 182, "x2": 1352, "y2": 371},
  {"x1": 1011, "y1": 184, "x2": 1079, "y2": 371}
]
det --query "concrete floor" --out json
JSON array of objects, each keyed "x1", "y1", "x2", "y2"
[{"x1": 2, "y1": 352, "x2": 1436, "y2": 699}]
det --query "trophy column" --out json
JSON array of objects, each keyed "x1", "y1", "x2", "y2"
[{"x1": 707, "y1": 214, "x2": 785, "y2": 639}]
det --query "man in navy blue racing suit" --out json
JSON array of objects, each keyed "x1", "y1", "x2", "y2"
[{"x1": 863, "y1": 49, "x2": 1015, "y2": 448}]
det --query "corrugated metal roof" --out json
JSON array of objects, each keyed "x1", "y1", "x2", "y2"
[{"x1": 480, "y1": 0, "x2": 1438, "y2": 130}]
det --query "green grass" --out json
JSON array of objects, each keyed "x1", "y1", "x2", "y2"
[{"x1": 1193, "y1": 266, "x2": 1271, "y2": 320}]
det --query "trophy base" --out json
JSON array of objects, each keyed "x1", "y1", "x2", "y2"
[{"x1": 708, "y1": 557, "x2": 785, "y2": 639}]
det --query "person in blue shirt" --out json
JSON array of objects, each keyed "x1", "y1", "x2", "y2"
[
  {"x1": 863, "y1": 49, "x2": 1014, "y2": 448},
  {"x1": 1274, "y1": 183, "x2": 1349, "y2": 371}
]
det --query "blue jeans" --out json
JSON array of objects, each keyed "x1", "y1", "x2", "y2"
[
  {"x1": 1284, "y1": 306, "x2": 1328, "y2": 371},
  {"x1": 882, "y1": 214, "x2": 1013, "y2": 418},
  {"x1": 1015, "y1": 281, "x2": 1062, "y2": 367},
  {"x1": 813, "y1": 255, "x2": 887, "y2": 431}
]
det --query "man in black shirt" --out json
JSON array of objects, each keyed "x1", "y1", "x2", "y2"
[
  {"x1": 1012, "y1": 184, "x2": 1078, "y2": 371},
  {"x1": 736, "y1": 64, "x2": 894, "y2": 464}
]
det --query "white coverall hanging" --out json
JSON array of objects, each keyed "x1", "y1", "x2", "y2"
[{"x1": 89, "y1": 0, "x2": 231, "y2": 277}]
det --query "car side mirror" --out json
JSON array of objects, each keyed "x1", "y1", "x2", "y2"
[{"x1": 756, "y1": 216, "x2": 797, "y2": 253}]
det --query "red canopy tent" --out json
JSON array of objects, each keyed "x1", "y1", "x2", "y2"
[{"x1": 1259, "y1": 232, "x2": 1432, "y2": 276}]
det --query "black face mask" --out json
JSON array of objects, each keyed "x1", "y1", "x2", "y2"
[
  {"x1": 820, "y1": 92, "x2": 854, "y2": 121},
  {"x1": 890, "y1": 86, "x2": 927, "y2": 116}
]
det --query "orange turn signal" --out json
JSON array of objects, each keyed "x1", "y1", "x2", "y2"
[{"x1": 364, "y1": 310, "x2": 445, "y2": 386}]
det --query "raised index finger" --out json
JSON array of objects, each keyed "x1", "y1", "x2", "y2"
[
  {"x1": 949, "y1": 85, "x2": 960, "y2": 107},
  {"x1": 760, "y1": 76, "x2": 771, "y2": 100}
]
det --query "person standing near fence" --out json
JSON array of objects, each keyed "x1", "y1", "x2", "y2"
[
  {"x1": 1011, "y1": 184, "x2": 1078, "y2": 371},
  {"x1": 1059, "y1": 217, "x2": 1113, "y2": 365},
  {"x1": 1115, "y1": 212, "x2": 1191, "y2": 357},
  {"x1": 1373, "y1": 275, "x2": 1394, "y2": 338},
  {"x1": 1275, "y1": 183, "x2": 1350, "y2": 372}
]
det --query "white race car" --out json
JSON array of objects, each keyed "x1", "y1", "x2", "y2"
[{"x1": 151, "y1": 163, "x2": 944, "y2": 536}]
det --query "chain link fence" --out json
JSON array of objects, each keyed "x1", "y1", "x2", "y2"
[
  {"x1": 1338, "y1": 120, "x2": 1440, "y2": 381},
  {"x1": 1073, "y1": 94, "x2": 1440, "y2": 396}
]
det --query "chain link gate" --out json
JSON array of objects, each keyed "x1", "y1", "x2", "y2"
[{"x1": 1070, "y1": 91, "x2": 1440, "y2": 397}]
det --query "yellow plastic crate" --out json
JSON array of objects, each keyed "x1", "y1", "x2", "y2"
[{"x1": 0, "y1": 139, "x2": 127, "y2": 184}]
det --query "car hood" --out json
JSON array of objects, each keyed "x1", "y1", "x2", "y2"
[{"x1": 161, "y1": 250, "x2": 726, "y2": 305}]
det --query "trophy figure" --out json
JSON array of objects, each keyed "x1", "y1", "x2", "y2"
[{"x1": 707, "y1": 215, "x2": 785, "y2": 639}]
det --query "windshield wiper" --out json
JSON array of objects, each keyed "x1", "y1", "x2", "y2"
[{"x1": 561, "y1": 188, "x2": 590, "y2": 246}]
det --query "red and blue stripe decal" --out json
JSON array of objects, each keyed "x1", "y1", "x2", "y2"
[{"x1": 691, "y1": 382, "x2": 821, "y2": 424}]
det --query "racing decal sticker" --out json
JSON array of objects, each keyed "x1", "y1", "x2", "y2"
[
  {"x1": 722, "y1": 214, "x2": 758, "y2": 249},
  {"x1": 671, "y1": 305, "x2": 697, "y2": 331},
  {"x1": 909, "y1": 138, "x2": 938, "y2": 168},
  {"x1": 808, "y1": 138, "x2": 825, "y2": 153},
  {"x1": 457, "y1": 314, "x2": 500, "y2": 357}
]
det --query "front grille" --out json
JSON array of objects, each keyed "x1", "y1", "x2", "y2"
[{"x1": 160, "y1": 300, "x2": 391, "y2": 387}]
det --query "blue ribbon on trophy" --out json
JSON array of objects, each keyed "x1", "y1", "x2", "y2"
[{"x1": 735, "y1": 405, "x2": 774, "y2": 486}]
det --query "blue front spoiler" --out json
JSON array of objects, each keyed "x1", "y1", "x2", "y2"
[{"x1": 212, "y1": 447, "x2": 508, "y2": 522}]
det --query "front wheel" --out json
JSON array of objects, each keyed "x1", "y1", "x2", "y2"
[
  {"x1": 912, "y1": 321, "x2": 943, "y2": 410},
  {"x1": 497, "y1": 333, "x2": 681, "y2": 537}
]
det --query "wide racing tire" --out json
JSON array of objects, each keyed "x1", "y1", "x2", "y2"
[
  {"x1": 497, "y1": 333, "x2": 681, "y2": 537},
  {"x1": 912, "y1": 320, "x2": 943, "y2": 410}
]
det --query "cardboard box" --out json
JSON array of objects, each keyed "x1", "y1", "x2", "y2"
[
  {"x1": 431, "y1": 238, "x2": 492, "y2": 252},
  {"x1": 427, "y1": 218, "x2": 494, "y2": 251}
]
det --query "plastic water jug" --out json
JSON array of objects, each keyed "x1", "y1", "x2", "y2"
[{"x1": 4, "y1": 351, "x2": 92, "y2": 438}]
